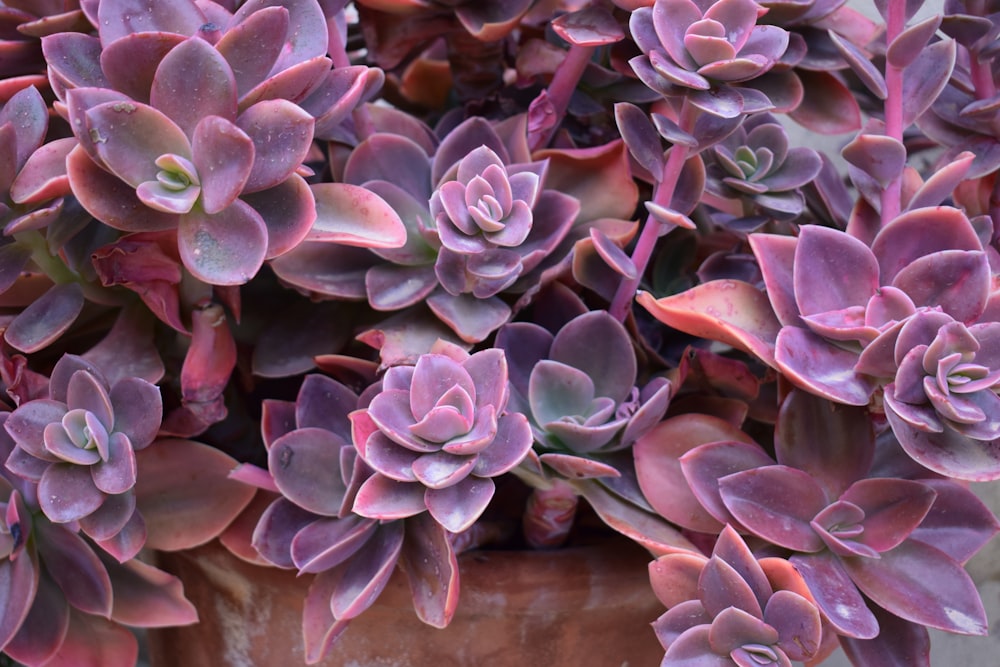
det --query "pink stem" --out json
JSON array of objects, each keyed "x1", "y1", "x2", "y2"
[
  {"x1": 609, "y1": 111, "x2": 693, "y2": 321},
  {"x1": 522, "y1": 480, "x2": 580, "y2": 549},
  {"x1": 880, "y1": 0, "x2": 906, "y2": 226},
  {"x1": 529, "y1": 44, "x2": 596, "y2": 151}
]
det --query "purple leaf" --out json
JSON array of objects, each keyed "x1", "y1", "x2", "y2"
[
  {"x1": 33, "y1": 520, "x2": 112, "y2": 617},
  {"x1": 794, "y1": 225, "x2": 877, "y2": 316},
  {"x1": 679, "y1": 439, "x2": 775, "y2": 528},
  {"x1": 3, "y1": 570, "x2": 69, "y2": 667},
  {"x1": 91, "y1": 432, "x2": 138, "y2": 495},
  {"x1": 892, "y1": 250, "x2": 989, "y2": 322},
  {"x1": 908, "y1": 478, "x2": 1000, "y2": 564},
  {"x1": 215, "y1": 6, "x2": 288, "y2": 98},
  {"x1": 842, "y1": 478, "x2": 936, "y2": 552},
  {"x1": 0, "y1": 543, "x2": 38, "y2": 649},
  {"x1": 177, "y1": 200, "x2": 268, "y2": 285},
  {"x1": 907, "y1": 152, "x2": 975, "y2": 211},
  {"x1": 98, "y1": 32, "x2": 187, "y2": 103},
  {"x1": 109, "y1": 377, "x2": 162, "y2": 449},
  {"x1": 269, "y1": 427, "x2": 349, "y2": 516},
  {"x1": 308, "y1": 182, "x2": 407, "y2": 248},
  {"x1": 829, "y1": 31, "x2": 886, "y2": 100},
  {"x1": 842, "y1": 134, "x2": 905, "y2": 189},
  {"x1": 96, "y1": 0, "x2": 205, "y2": 45},
  {"x1": 38, "y1": 463, "x2": 105, "y2": 523},
  {"x1": 150, "y1": 37, "x2": 238, "y2": 137},
  {"x1": 901, "y1": 39, "x2": 955, "y2": 127},
  {"x1": 191, "y1": 116, "x2": 254, "y2": 214},
  {"x1": 238, "y1": 55, "x2": 331, "y2": 111},
  {"x1": 790, "y1": 552, "x2": 879, "y2": 639},
  {"x1": 5, "y1": 282, "x2": 85, "y2": 354},
  {"x1": 775, "y1": 327, "x2": 876, "y2": 406},
  {"x1": 241, "y1": 174, "x2": 316, "y2": 259},
  {"x1": 424, "y1": 475, "x2": 495, "y2": 533},
  {"x1": 699, "y1": 556, "x2": 763, "y2": 618},
  {"x1": 614, "y1": 102, "x2": 664, "y2": 179},
  {"x1": 842, "y1": 539, "x2": 988, "y2": 635},
  {"x1": 103, "y1": 556, "x2": 198, "y2": 627},
  {"x1": 788, "y1": 70, "x2": 861, "y2": 135},
  {"x1": 0, "y1": 85, "x2": 48, "y2": 170},
  {"x1": 399, "y1": 512, "x2": 459, "y2": 628},
  {"x1": 229, "y1": 0, "x2": 328, "y2": 74},
  {"x1": 329, "y1": 520, "x2": 403, "y2": 620},
  {"x1": 86, "y1": 101, "x2": 191, "y2": 188},
  {"x1": 290, "y1": 515, "x2": 378, "y2": 574},
  {"x1": 237, "y1": 99, "x2": 314, "y2": 193},
  {"x1": 840, "y1": 603, "x2": 931, "y2": 667},
  {"x1": 887, "y1": 15, "x2": 943, "y2": 70},
  {"x1": 353, "y1": 474, "x2": 426, "y2": 520},
  {"x1": 885, "y1": 406, "x2": 1000, "y2": 481}
]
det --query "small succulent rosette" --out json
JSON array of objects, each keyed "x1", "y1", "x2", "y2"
[{"x1": 350, "y1": 340, "x2": 533, "y2": 534}]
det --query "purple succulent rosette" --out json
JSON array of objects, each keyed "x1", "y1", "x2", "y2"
[
  {"x1": 497, "y1": 310, "x2": 672, "y2": 477},
  {"x1": 649, "y1": 524, "x2": 822, "y2": 666},
  {"x1": 41, "y1": 0, "x2": 390, "y2": 286},
  {"x1": 350, "y1": 341, "x2": 533, "y2": 533},
  {"x1": 3, "y1": 355, "x2": 161, "y2": 558},
  {"x1": 629, "y1": 0, "x2": 791, "y2": 116},
  {"x1": 0, "y1": 413, "x2": 198, "y2": 666}
]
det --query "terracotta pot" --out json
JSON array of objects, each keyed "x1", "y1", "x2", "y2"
[{"x1": 148, "y1": 536, "x2": 666, "y2": 666}]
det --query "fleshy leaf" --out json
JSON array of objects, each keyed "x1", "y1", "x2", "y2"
[
  {"x1": 177, "y1": 200, "x2": 268, "y2": 285},
  {"x1": 5, "y1": 283, "x2": 85, "y2": 354}
]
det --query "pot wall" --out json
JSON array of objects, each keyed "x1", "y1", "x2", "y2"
[{"x1": 148, "y1": 537, "x2": 665, "y2": 667}]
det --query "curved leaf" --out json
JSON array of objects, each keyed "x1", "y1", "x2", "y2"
[
  {"x1": 177, "y1": 200, "x2": 268, "y2": 285},
  {"x1": 308, "y1": 182, "x2": 407, "y2": 248}
]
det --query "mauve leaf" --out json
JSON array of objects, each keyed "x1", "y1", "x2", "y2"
[
  {"x1": 109, "y1": 377, "x2": 162, "y2": 449},
  {"x1": 700, "y1": 556, "x2": 763, "y2": 619},
  {"x1": 190, "y1": 115, "x2": 254, "y2": 214},
  {"x1": 892, "y1": 250, "x2": 989, "y2": 322},
  {"x1": 177, "y1": 200, "x2": 268, "y2": 285},
  {"x1": 86, "y1": 101, "x2": 191, "y2": 188},
  {"x1": 552, "y1": 5, "x2": 623, "y2": 46},
  {"x1": 103, "y1": 556, "x2": 198, "y2": 627},
  {"x1": 871, "y1": 206, "x2": 982, "y2": 285},
  {"x1": 828, "y1": 31, "x2": 886, "y2": 100},
  {"x1": 0, "y1": 243, "x2": 32, "y2": 296},
  {"x1": 790, "y1": 552, "x2": 879, "y2": 639},
  {"x1": 241, "y1": 173, "x2": 317, "y2": 259},
  {"x1": 91, "y1": 432, "x2": 137, "y2": 495},
  {"x1": 550, "y1": 311, "x2": 635, "y2": 404},
  {"x1": 633, "y1": 414, "x2": 756, "y2": 533},
  {"x1": 424, "y1": 475, "x2": 494, "y2": 533},
  {"x1": 303, "y1": 571, "x2": 349, "y2": 663},
  {"x1": 840, "y1": 603, "x2": 931, "y2": 667},
  {"x1": 719, "y1": 466, "x2": 827, "y2": 552},
  {"x1": 399, "y1": 512, "x2": 459, "y2": 628},
  {"x1": 649, "y1": 552, "x2": 707, "y2": 608},
  {"x1": 454, "y1": 0, "x2": 533, "y2": 41},
  {"x1": 344, "y1": 133, "x2": 432, "y2": 201},
  {"x1": 353, "y1": 474, "x2": 426, "y2": 520},
  {"x1": 908, "y1": 478, "x2": 1000, "y2": 564},
  {"x1": 841, "y1": 478, "x2": 935, "y2": 553},
  {"x1": 251, "y1": 497, "x2": 315, "y2": 568},
  {"x1": 651, "y1": 112, "x2": 698, "y2": 148},
  {"x1": 774, "y1": 389, "x2": 874, "y2": 499},
  {"x1": 637, "y1": 281, "x2": 780, "y2": 365},
  {"x1": 34, "y1": 520, "x2": 112, "y2": 617},
  {"x1": 794, "y1": 224, "x2": 877, "y2": 316},
  {"x1": 614, "y1": 102, "x2": 664, "y2": 179},
  {"x1": 887, "y1": 15, "x2": 943, "y2": 70},
  {"x1": 66, "y1": 146, "x2": 180, "y2": 232},
  {"x1": 238, "y1": 55, "x2": 331, "y2": 111},
  {"x1": 38, "y1": 462, "x2": 105, "y2": 523},
  {"x1": 0, "y1": 554, "x2": 38, "y2": 652},
  {"x1": 0, "y1": 85, "x2": 47, "y2": 170},
  {"x1": 842, "y1": 539, "x2": 988, "y2": 635},
  {"x1": 230, "y1": 0, "x2": 328, "y2": 73},
  {"x1": 290, "y1": 515, "x2": 378, "y2": 574},
  {"x1": 5, "y1": 282, "x2": 85, "y2": 354},
  {"x1": 41, "y1": 32, "x2": 106, "y2": 92},
  {"x1": 330, "y1": 520, "x2": 403, "y2": 620},
  {"x1": 98, "y1": 32, "x2": 187, "y2": 103},
  {"x1": 842, "y1": 134, "x2": 905, "y2": 189},
  {"x1": 764, "y1": 590, "x2": 822, "y2": 661},
  {"x1": 661, "y1": 625, "x2": 730, "y2": 666},
  {"x1": 906, "y1": 151, "x2": 974, "y2": 211},
  {"x1": 788, "y1": 70, "x2": 861, "y2": 134},
  {"x1": 215, "y1": 6, "x2": 288, "y2": 98},
  {"x1": 150, "y1": 37, "x2": 238, "y2": 137},
  {"x1": 679, "y1": 440, "x2": 777, "y2": 528},
  {"x1": 96, "y1": 0, "x2": 205, "y2": 45},
  {"x1": 78, "y1": 491, "x2": 136, "y2": 542},
  {"x1": 884, "y1": 406, "x2": 1000, "y2": 481},
  {"x1": 775, "y1": 327, "x2": 876, "y2": 406},
  {"x1": 4, "y1": 570, "x2": 69, "y2": 666},
  {"x1": 237, "y1": 99, "x2": 314, "y2": 193},
  {"x1": 10, "y1": 137, "x2": 75, "y2": 205},
  {"x1": 901, "y1": 39, "x2": 955, "y2": 127},
  {"x1": 308, "y1": 182, "x2": 406, "y2": 248},
  {"x1": 134, "y1": 438, "x2": 256, "y2": 551},
  {"x1": 269, "y1": 427, "x2": 350, "y2": 516},
  {"x1": 748, "y1": 233, "x2": 799, "y2": 326}
]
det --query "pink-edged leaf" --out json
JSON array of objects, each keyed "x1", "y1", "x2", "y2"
[
  {"x1": 93, "y1": 507, "x2": 147, "y2": 563},
  {"x1": 840, "y1": 602, "x2": 931, "y2": 667},
  {"x1": 794, "y1": 224, "x2": 877, "y2": 315},
  {"x1": 718, "y1": 466, "x2": 827, "y2": 552},
  {"x1": 269, "y1": 427, "x2": 350, "y2": 516},
  {"x1": 699, "y1": 555, "x2": 763, "y2": 619},
  {"x1": 906, "y1": 152, "x2": 975, "y2": 211},
  {"x1": 91, "y1": 432, "x2": 137, "y2": 495},
  {"x1": 251, "y1": 497, "x2": 316, "y2": 569},
  {"x1": 648, "y1": 552, "x2": 707, "y2": 609},
  {"x1": 614, "y1": 102, "x2": 665, "y2": 180},
  {"x1": 308, "y1": 182, "x2": 407, "y2": 248},
  {"x1": 661, "y1": 624, "x2": 731, "y2": 666},
  {"x1": 237, "y1": 99, "x2": 314, "y2": 193},
  {"x1": 86, "y1": 101, "x2": 191, "y2": 188},
  {"x1": 790, "y1": 552, "x2": 879, "y2": 639},
  {"x1": 887, "y1": 15, "x2": 942, "y2": 70},
  {"x1": 538, "y1": 453, "x2": 622, "y2": 479},
  {"x1": 291, "y1": 515, "x2": 378, "y2": 574},
  {"x1": 1, "y1": 85, "x2": 47, "y2": 170},
  {"x1": 901, "y1": 39, "x2": 955, "y2": 127},
  {"x1": 841, "y1": 478, "x2": 936, "y2": 552},
  {"x1": 38, "y1": 463, "x2": 105, "y2": 523},
  {"x1": 892, "y1": 250, "x2": 989, "y2": 322},
  {"x1": 5, "y1": 398, "x2": 66, "y2": 457},
  {"x1": 871, "y1": 206, "x2": 982, "y2": 285},
  {"x1": 95, "y1": 0, "x2": 204, "y2": 43},
  {"x1": 353, "y1": 474, "x2": 426, "y2": 520},
  {"x1": 679, "y1": 440, "x2": 778, "y2": 528},
  {"x1": 78, "y1": 491, "x2": 136, "y2": 542},
  {"x1": 908, "y1": 478, "x2": 1000, "y2": 564},
  {"x1": 764, "y1": 590, "x2": 823, "y2": 661},
  {"x1": 633, "y1": 414, "x2": 756, "y2": 533},
  {"x1": 98, "y1": 32, "x2": 186, "y2": 103},
  {"x1": 0, "y1": 545, "x2": 38, "y2": 649},
  {"x1": 303, "y1": 571, "x2": 350, "y2": 662},
  {"x1": 41, "y1": 31, "x2": 106, "y2": 93},
  {"x1": 229, "y1": 0, "x2": 328, "y2": 73},
  {"x1": 109, "y1": 376, "x2": 162, "y2": 449},
  {"x1": 134, "y1": 438, "x2": 256, "y2": 551},
  {"x1": 842, "y1": 539, "x2": 988, "y2": 635},
  {"x1": 828, "y1": 31, "x2": 886, "y2": 100},
  {"x1": 774, "y1": 388, "x2": 874, "y2": 498},
  {"x1": 150, "y1": 37, "x2": 238, "y2": 137},
  {"x1": 215, "y1": 6, "x2": 288, "y2": 98},
  {"x1": 177, "y1": 200, "x2": 268, "y2": 285},
  {"x1": 268, "y1": 241, "x2": 375, "y2": 299},
  {"x1": 4, "y1": 282, "x2": 84, "y2": 354},
  {"x1": 576, "y1": 479, "x2": 697, "y2": 555},
  {"x1": 885, "y1": 406, "x2": 1000, "y2": 481},
  {"x1": 842, "y1": 134, "x2": 905, "y2": 189},
  {"x1": 330, "y1": 520, "x2": 404, "y2": 619},
  {"x1": 4, "y1": 570, "x2": 69, "y2": 667},
  {"x1": 748, "y1": 233, "x2": 800, "y2": 327},
  {"x1": 787, "y1": 70, "x2": 861, "y2": 134},
  {"x1": 637, "y1": 281, "x2": 780, "y2": 365},
  {"x1": 424, "y1": 475, "x2": 494, "y2": 533},
  {"x1": 240, "y1": 173, "x2": 316, "y2": 259},
  {"x1": 238, "y1": 55, "x2": 331, "y2": 111},
  {"x1": 191, "y1": 115, "x2": 254, "y2": 214},
  {"x1": 399, "y1": 512, "x2": 459, "y2": 628},
  {"x1": 65, "y1": 145, "x2": 180, "y2": 232},
  {"x1": 39, "y1": 610, "x2": 139, "y2": 667},
  {"x1": 775, "y1": 327, "x2": 876, "y2": 406},
  {"x1": 33, "y1": 520, "x2": 111, "y2": 617},
  {"x1": 10, "y1": 137, "x2": 75, "y2": 205},
  {"x1": 103, "y1": 555, "x2": 198, "y2": 627}
]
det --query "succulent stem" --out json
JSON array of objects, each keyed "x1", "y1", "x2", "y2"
[
  {"x1": 529, "y1": 43, "x2": 596, "y2": 151},
  {"x1": 522, "y1": 479, "x2": 579, "y2": 549},
  {"x1": 880, "y1": 0, "x2": 906, "y2": 226}
]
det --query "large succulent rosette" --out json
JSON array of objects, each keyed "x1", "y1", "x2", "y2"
[
  {"x1": 3, "y1": 355, "x2": 161, "y2": 557},
  {"x1": 350, "y1": 342, "x2": 533, "y2": 533}
]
